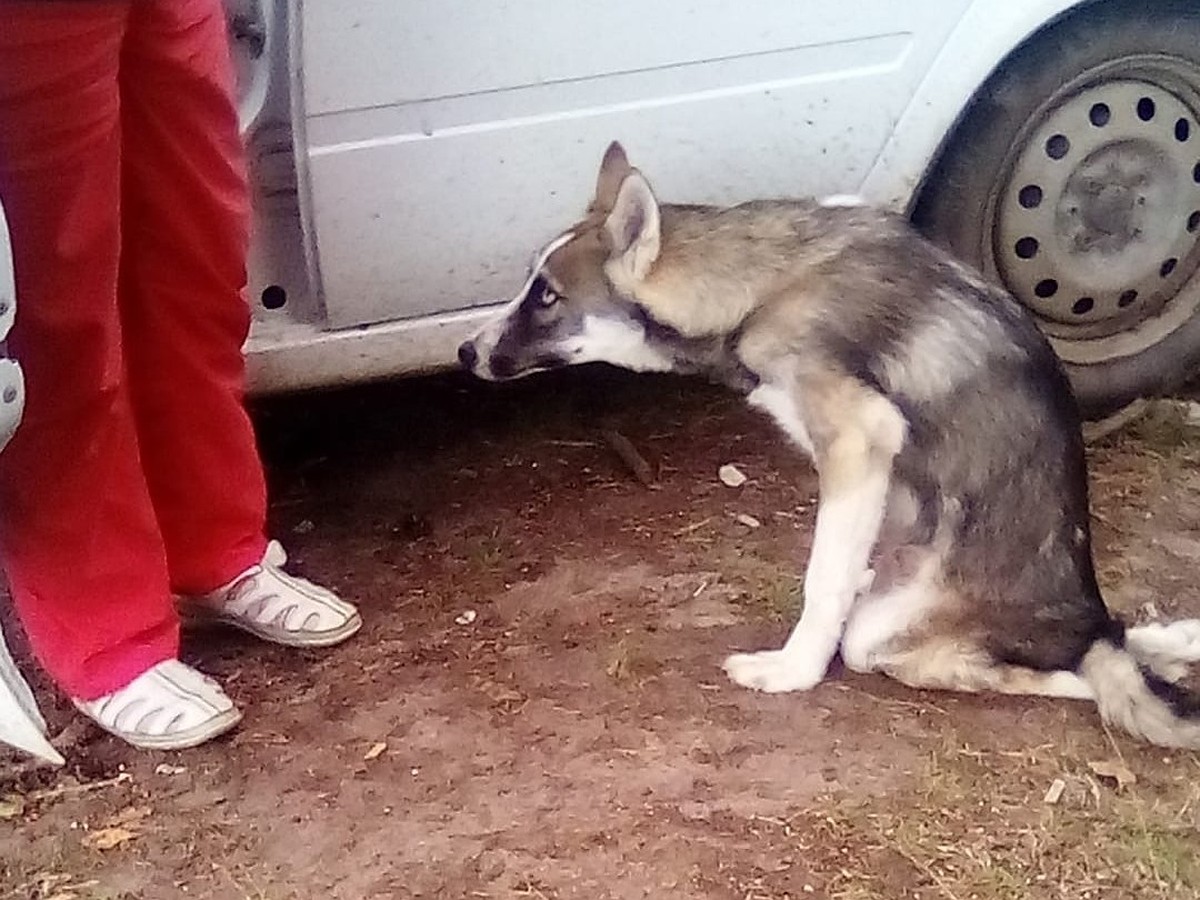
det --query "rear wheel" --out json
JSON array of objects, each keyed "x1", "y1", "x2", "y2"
[{"x1": 914, "y1": 0, "x2": 1200, "y2": 418}]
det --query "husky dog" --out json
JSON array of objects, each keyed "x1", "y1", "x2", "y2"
[{"x1": 459, "y1": 142, "x2": 1200, "y2": 748}]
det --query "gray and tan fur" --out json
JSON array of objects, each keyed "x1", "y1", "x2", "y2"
[{"x1": 460, "y1": 142, "x2": 1200, "y2": 749}]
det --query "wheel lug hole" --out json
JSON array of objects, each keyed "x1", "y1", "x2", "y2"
[
  {"x1": 1188, "y1": 210, "x2": 1200, "y2": 233},
  {"x1": 1089, "y1": 103, "x2": 1111, "y2": 127},
  {"x1": 1034, "y1": 279, "x2": 1059, "y2": 299},
  {"x1": 1161, "y1": 257, "x2": 1178, "y2": 277},
  {"x1": 1045, "y1": 134, "x2": 1070, "y2": 160},
  {"x1": 1177, "y1": 118, "x2": 1192, "y2": 143},
  {"x1": 1072, "y1": 297, "x2": 1095, "y2": 315},
  {"x1": 1018, "y1": 185, "x2": 1044, "y2": 209},
  {"x1": 1118, "y1": 289, "x2": 1138, "y2": 308},
  {"x1": 1014, "y1": 237, "x2": 1039, "y2": 259},
  {"x1": 1137, "y1": 97, "x2": 1156, "y2": 121}
]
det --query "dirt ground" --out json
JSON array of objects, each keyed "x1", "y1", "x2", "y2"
[{"x1": 2, "y1": 367, "x2": 1200, "y2": 900}]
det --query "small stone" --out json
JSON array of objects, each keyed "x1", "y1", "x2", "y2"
[
  {"x1": 718, "y1": 464, "x2": 747, "y2": 488},
  {"x1": 1043, "y1": 778, "x2": 1066, "y2": 804}
]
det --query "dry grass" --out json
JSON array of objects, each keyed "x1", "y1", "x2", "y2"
[
  {"x1": 1087, "y1": 400, "x2": 1200, "y2": 513},
  {"x1": 604, "y1": 635, "x2": 664, "y2": 683},
  {"x1": 1119, "y1": 401, "x2": 1200, "y2": 454},
  {"x1": 769, "y1": 733, "x2": 1200, "y2": 900},
  {"x1": 715, "y1": 547, "x2": 802, "y2": 622}
]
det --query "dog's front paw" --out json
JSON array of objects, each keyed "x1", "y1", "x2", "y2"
[{"x1": 722, "y1": 650, "x2": 825, "y2": 693}]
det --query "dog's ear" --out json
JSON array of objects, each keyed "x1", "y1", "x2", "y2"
[
  {"x1": 591, "y1": 141, "x2": 632, "y2": 213},
  {"x1": 604, "y1": 169, "x2": 660, "y2": 282}
]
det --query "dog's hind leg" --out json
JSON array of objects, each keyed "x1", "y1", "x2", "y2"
[
  {"x1": 840, "y1": 576, "x2": 934, "y2": 675},
  {"x1": 724, "y1": 390, "x2": 903, "y2": 693},
  {"x1": 841, "y1": 574, "x2": 1095, "y2": 701},
  {"x1": 866, "y1": 633, "x2": 1094, "y2": 701}
]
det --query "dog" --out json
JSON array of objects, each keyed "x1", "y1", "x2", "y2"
[{"x1": 459, "y1": 141, "x2": 1200, "y2": 748}]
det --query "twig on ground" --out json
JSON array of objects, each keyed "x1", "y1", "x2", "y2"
[
  {"x1": 603, "y1": 429, "x2": 656, "y2": 486},
  {"x1": 28, "y1": 771, "x2": 132, "y2": 803}
]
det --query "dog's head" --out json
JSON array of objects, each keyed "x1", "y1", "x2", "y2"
[{"x1": 459, "y1": 142, "x2": 671, "y2": 381}]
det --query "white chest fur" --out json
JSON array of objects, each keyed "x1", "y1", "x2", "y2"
[{"x1": 746, "y1": 383, "x2": 813, "y2": 456}]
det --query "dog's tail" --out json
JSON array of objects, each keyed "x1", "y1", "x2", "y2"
[{"x1": 1081, "y1": 619, "x2": 1200, "y2": 748}]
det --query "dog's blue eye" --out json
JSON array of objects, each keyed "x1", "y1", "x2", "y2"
[{"x1": 529, "y1": 275, "x2": 562, "y2": 307}]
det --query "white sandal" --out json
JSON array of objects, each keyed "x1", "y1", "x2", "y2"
[
  {"x1": 73, "y1": 659, "x2": 241, "y2": 750},
  {"x1": 181, "y1": 541, "x2": 362, "y2": 648}
]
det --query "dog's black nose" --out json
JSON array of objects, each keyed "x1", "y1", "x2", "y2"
[{"x1": 457, "y1": 340, "x2": 478, "y2": 370}]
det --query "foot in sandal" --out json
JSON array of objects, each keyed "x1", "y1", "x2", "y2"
[
  {"x1": 72, "y1": 659, "x2": 241, "y2": 750},
  {"x1": 180, "y1": 541, "x2": 361, "y2": 648}
]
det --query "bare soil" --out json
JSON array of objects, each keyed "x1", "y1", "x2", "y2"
[{"x1": 2, "y1": 368, "x2": 1199, "y2": 900}]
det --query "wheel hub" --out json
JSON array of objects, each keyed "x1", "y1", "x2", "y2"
[
  {"x1": 995, "y1": 77, "x2": 1200, "y2": 345},
  {"x1": 1062, "y1": 145, "x2": 1152, "y2": 250},
  {"x1": 1056, "y1": 137, "x2": 1177, "y2": 266}
]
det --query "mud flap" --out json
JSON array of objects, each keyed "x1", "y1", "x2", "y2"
[{"x1": 0, "y1": 203, "x2": 63, "y2": 765}]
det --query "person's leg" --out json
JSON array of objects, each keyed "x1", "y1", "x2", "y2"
[
  {"x1": 119, "y1": 0, "x2": 361, "y2": 647},
  {"x1": 117, "y1": 0, "x2": 268, "y2": 594},
  {"x1": 0, "y1": 2, "x2": 180, "y2": 700}
]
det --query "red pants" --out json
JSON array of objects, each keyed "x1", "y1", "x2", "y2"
[{"x1": 0, "y1": 1, "x2": 268, "y2": 699}]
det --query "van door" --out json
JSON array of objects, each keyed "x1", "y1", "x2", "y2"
[{"x1": 296, "y1": 2, "x2": 972, "y2": 331}]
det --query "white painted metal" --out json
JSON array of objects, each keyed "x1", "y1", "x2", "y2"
[
  {"x1": 859, "y1": 0, "x2": 1094, "y2": 210},
  {"x1": 298, "y1": 1, "x2": 971, "y2": 329},
  {"x1": 0, "y1": 200, "x2": 62, "y2": 765},
  {"x1": 247, "y1": 306, "x2": 494, "y2": 394},
  {"x1": 0, "y1": 203, "x2": 16, "y2": 358}
]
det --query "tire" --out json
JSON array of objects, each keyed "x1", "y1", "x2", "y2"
[{"x1": 913, "y1": 0, "x2": 1200, "y2": 419}]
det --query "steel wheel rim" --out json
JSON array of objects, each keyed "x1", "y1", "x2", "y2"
[{"x1": 990, "y1": 55, "x2": 1200, "y2": 365}]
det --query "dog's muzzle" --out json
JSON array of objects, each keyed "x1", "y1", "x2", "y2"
[
  {"x1": 458, "y1": 338, "x2": 522, "y2": 379},
  {"x1": 457, "y1": 340, "x2": 478, "y2": 371}
]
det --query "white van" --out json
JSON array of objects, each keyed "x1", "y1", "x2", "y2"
[{"x1": 227, "y1": 1, "x2": 1200, "y2": 418}]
